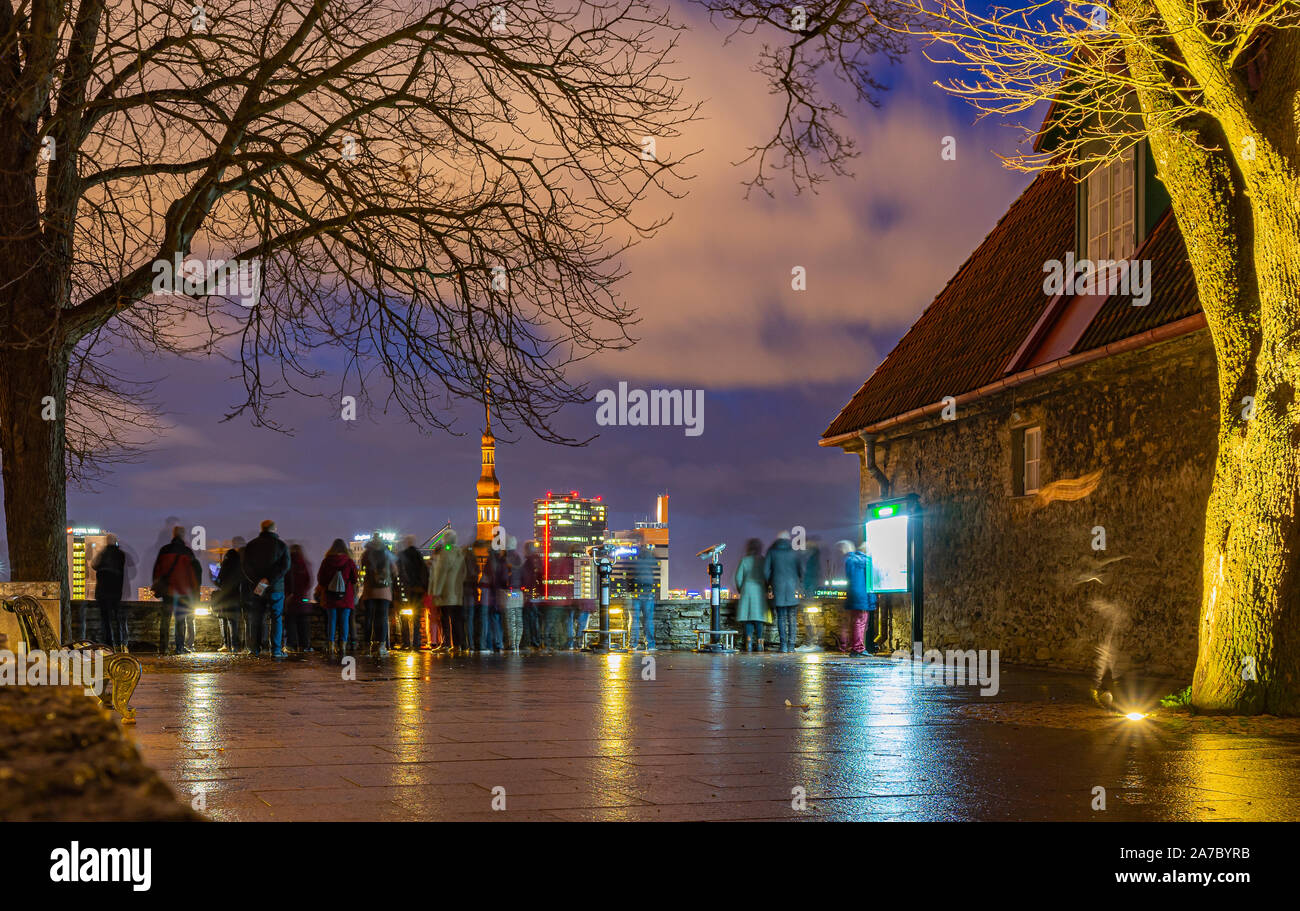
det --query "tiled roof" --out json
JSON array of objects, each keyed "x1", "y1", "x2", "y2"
[
  {"x1": 822, "y1": 170, "x2": 1075, "y2": 440},
  {"x1": 822, "y1": 173, "x2": 1201, "y2": 441},
  {"x1": 1072, "y1": 210, "x2": 1198, "y2": 351}
]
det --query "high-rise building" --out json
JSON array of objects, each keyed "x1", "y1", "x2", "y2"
[
  {"x1": 533, "y1": 491, "x2": 607, "y2": 600},
  {"x1": 66, "y1": 526, "x2": 111, "y2": 600},
  {"x1": 606, "y1": 494, "x2": 670, "y2": 600}
]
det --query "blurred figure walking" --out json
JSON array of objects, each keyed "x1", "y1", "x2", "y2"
[
  {"x1": 521, "y1": 541, "x2": 544, "y2": 650},
  {"x1": 284, "y1": 543, "x2": 315, "y2": 653},
  {"x1": 397, "y1": 536, "x2": 431, "y2": 650},
  {"x1": 151, "y1": 527, "x2": 202, "y2": 655},
  {"x1": 462, "y1": 542, "x2": 482, "y2": 654},
  {"x1": 734, "y1": 538, "x2": 770, "y2": 652},
  {"x1": 431, "y1": 530, "x2": 466, "y2": 653},
  {"x1": 839, "y1": 540, "x2": 877, "y2": 657},
  {"x1": 91, "y1": 534, "x2": 129, "y2": 651},
  {"x1": 504, "y1": 536, "x2": 524, "y2": 652},
  {"x1": 796, "y1": 536, "x2": 823, "y2": 652},
  {"x1": 764, "y1": 531, "x2": 803, "y2": 653},
  {"x1": 243, "y1": 520, "x2": 290, "y2": 658},
  {"x1": 482, "y1": 545, "x2": 508, "y2": 653},
  {"x1": 214, "y1": 537, "x2": 247, "y2": 653},
  {"x1": 359, "y1": 534, "x2": 397, "y2": 657},
  {"x1": 318, "y1": 539, "x2": 358, "y2": 657},
  {"x1": 628, "y1": 544, "x2": 658, "y2": 651}
]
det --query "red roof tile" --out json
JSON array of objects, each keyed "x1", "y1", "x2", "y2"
[{"x1": 822, "y1": 173, "x2": 1202, "y2": 441}]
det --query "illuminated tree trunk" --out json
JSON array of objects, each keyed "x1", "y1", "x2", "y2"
[{"x1": 1192, "y1": 203, "x2": 1300, "y2": 714}]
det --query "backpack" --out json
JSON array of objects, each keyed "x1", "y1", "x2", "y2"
[
  {"x1": 328, "y1": 569, "x2": 346, "y2": 594},
  {"x1": 367, "y1": 551, "x2": 392, "y2": 587}
]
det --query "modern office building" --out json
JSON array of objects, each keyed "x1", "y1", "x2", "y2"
[
  {"x1": 66, "y1": 526, "x2": 111, "y2": 601},
  {"x1": 533, "y1": 491, "x2": 607, "y2": 600},
  {"x1": 605, "y1": 494, "x2": 670, "y2": 600}
]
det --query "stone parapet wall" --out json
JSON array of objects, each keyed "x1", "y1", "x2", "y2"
[{"x1": 72, "y1": 597, "x2": 859, "y2": 652}]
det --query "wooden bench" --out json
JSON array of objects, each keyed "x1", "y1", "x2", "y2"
[{"x1": 1, "y1": 595, "x2": 142, "y2": 724}]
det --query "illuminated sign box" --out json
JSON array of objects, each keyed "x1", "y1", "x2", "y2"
[{"x1": 864, "y1": 497, "x2": 918, "y2": 593}]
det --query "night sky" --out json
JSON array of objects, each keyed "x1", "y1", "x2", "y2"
[{"x1": 0, "y1": 10, "x2": 1032, "y2": 594}]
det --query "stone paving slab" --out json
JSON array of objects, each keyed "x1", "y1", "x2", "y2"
[{"x1": 124, "y1": 650, "x2": 1300, "y2": 822}]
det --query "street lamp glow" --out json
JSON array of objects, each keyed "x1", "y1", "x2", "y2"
[{"x1": 1125, "y1": 711, "x2": 1146, "y2": 721}]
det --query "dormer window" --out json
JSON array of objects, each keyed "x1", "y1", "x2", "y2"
[{"x1": 1086, "y1": 147, "x2": 1136, "y2": 262}]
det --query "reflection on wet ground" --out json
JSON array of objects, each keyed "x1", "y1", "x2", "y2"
[{"x1": 127, "y1": 651, "x2": 1300, "y2": 821}]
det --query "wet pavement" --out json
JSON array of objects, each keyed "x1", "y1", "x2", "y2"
[{"x1": 126, "y1": 651, "x2": 1300, "y2": 821}]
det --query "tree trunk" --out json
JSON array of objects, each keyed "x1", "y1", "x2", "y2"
[
  {"x1": 1192, "y1": 206, "x2": 1300, "y2": 714},
  {"x1": 0, "y1": 340, "x2": 71, "y2": 640}
]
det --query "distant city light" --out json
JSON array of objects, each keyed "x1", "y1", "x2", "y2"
[{"x1": 1125, "y1": 712, "x2": 1146, "y2": 721}]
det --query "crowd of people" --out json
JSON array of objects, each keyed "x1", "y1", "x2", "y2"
[{"x1": 84, "y1": 521, "x2": 880, "y2": 658}]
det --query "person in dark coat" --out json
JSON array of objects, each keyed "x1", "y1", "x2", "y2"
[
  {"x1": 483, "y1": 546, "x2": 509, "y2": 653},
  {"x1": 359, "y1": 535, "x2": 397, "y2": 657},
  {"x1": 91, "y1": 535, "x2": 129, "y2": 651},
  {"x1": 284, "y1": 543, "x2": 315, "y2": 653},
  {"x1": 317, "y1": 539, "x2": 359, "y2": 657},
  {"x1": 764, "y1": 531, "x2": 803, "y2": 653},
  {"x1": 214, "y1": 537, "x2": 248, "y2": 652},
  {"x1": 396, "y1": 536, "x2": 431, "y2": 650},
  {"x1": 151, "y1": 527, "x2": 202, "y2": 655},
  {"x1": 242, "y1": 520, "x2": 291, "y2": 658}
]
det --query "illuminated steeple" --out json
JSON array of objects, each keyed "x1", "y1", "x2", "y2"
[{"x1": 475, "y1": 379, "x2": 500, "y2": 546}]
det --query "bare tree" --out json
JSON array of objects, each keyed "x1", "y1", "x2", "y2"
[
  {"x1": 900, "y1": 0, "x2": 1300, "y2": 713},
  {"x1": 695, "y1": 0, "x2": 912, "y2": 194},
  {"x1": 0, "y1": 0, "x2": 696, "y2": 633}
]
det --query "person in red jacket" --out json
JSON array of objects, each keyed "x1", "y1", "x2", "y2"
[
  {"x1": 317, "y1": 539, "x2": 359, "y2": 657},
  {"x1": 151, "y1": 526, "x2": 202, "y2": 655},
  {"x1": 284, "y1": 543, "x2": 315, "y2": 653}
]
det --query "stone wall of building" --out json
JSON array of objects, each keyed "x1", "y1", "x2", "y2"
[{"x1": 856, "y1": 331, "x2": 1217, "y2": 679}]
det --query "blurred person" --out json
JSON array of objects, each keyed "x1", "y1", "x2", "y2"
[
  {"x1": 360, "y1": 534, "x2": 397, "y2": 657},
  {"x1": 563, "y1": 545, "x2": 588, "y2": 650},
  {"x1": 461, "y1": 541, "x2": 481, "y2": 655},
  {"x1": 734, "y1": 537, "x2": 770, "y2": 652},
  {"x1": 397, "y1": 535, "x2": 431, "y2": 650},
  {"x1": 318, "y1": 539, "x2": 359, "y2": 657},
  {"x1": 840, "y1": 540, "x2": 877, "y2": 657},
  {"x1": 796, "y1": 536, "x2": 823, "y2": 652},
  {"x1": 628, "y1": 544, "x2": 658, "y2": 651},
  {"x1": 90, "y1": 534, "x2": 128, "y2": 651},
  {"x1": 431, "y1": 530, "x2": 466, "y2": 653},
  {"x1": 151, "y1": 527, "x2": 202, "y2": 655},
  {"x1": 504, "y1": 536, "x2": 524, "y2": 652},
  {"x1": 243, "y1": 519, "x2": 291, "y2": 658},
  {"x1": 521, "y1": 541, "x2": 544, "y2": 650},
  {"x1": 214, "y1": 537, "x2": 248, "y2": 653},
  {"x1": 284, "y1": 543, "x2": 315, "y2": 653},
  {"x1": 764, "y1": 531, "x2": 803, "y2": 653},
  {"x1": 482, "y1": 545, "x2": 508, "y2": 653}
]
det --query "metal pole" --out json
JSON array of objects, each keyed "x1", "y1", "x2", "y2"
[{"x1": 592, "y1": 557, "x2": 612, "y2": 653}]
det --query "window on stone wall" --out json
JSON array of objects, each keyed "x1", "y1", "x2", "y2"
[{"x1": 1012, "y1": 425, "x2": 1043, "y2": 496}]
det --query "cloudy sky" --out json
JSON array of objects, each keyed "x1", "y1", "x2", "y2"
[{"x1": 2, "y1": 5, "x2": 1033, "y2": 592}]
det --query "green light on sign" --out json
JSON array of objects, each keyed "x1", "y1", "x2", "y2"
[{"x1": 874, "y1": 505, "x2": 895, "y2": 518}]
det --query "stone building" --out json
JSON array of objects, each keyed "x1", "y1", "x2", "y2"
[{"x1": 820, "y1": 156, "x2": 1213, "y2": 680}]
